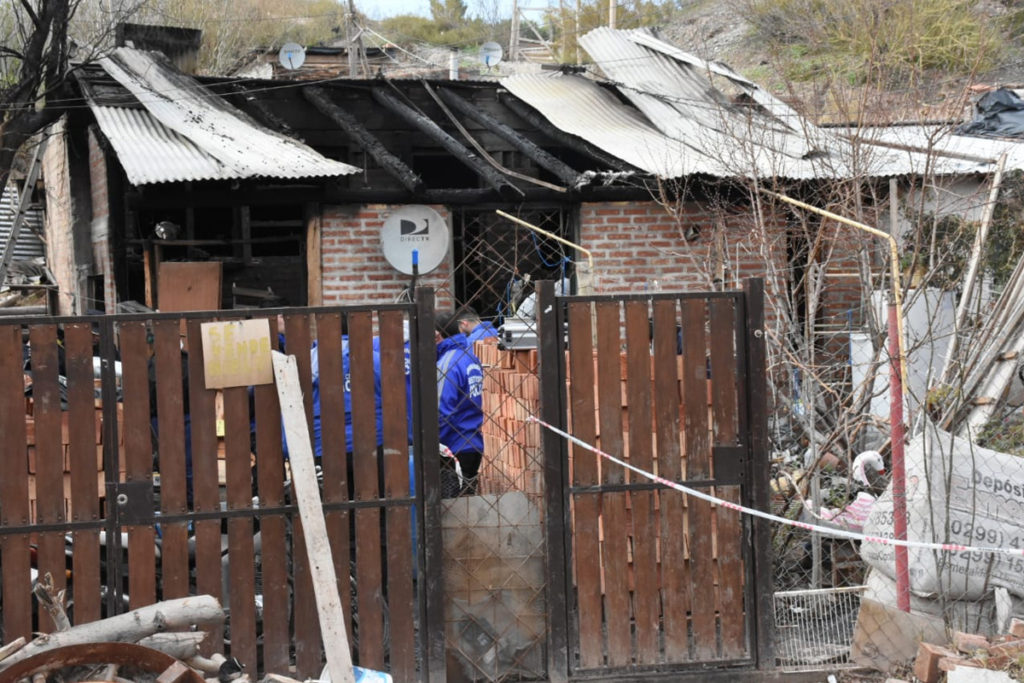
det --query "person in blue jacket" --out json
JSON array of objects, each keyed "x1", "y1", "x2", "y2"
[
  {"x1": 455, "y1": 306, "x2": 498, "y2": 345},
  {"x1": 435, "y1": 311, "x2": 484, "y2": 496},
  {"x1": 308, "y1": 336, "x2": 384, "y2": 460}
]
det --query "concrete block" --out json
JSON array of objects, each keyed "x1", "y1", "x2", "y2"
[{"x1": 946, "y1": 667, "x2": 1016, "y2": 682}]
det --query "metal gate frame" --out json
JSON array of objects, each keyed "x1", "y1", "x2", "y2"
[{"x1": 536, "y1": 279, "x2": 774, "y2": 681}]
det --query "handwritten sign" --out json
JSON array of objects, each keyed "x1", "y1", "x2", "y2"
[{"x1": 200, "y1": 319, "x2": 273, "y2": 388}]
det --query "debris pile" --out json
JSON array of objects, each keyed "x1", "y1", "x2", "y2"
[
  {"x1": 911, "y1": 619, "x2": 1024, "y2": 683},
  {"x1": 0, "y1": 594, "x2": 238, "y2": 683}
]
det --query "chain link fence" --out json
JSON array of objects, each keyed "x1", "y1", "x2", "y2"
[{"x1": 431, "y1": 206, "x2": 574, "y2": 682}]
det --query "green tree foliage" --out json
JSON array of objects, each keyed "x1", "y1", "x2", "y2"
[
  {"x1": 376, "y1": 6, "x2": 494, "y2": 50},
  {"x1": 134, "y1": 0, "x2": 351, "y2": 75},
  {"x1": 741, "y1": 0, "x2": 1001, "y2": 83},
  {"x1": 546, "y1": 0, "x2": 680, "y2": 63}
]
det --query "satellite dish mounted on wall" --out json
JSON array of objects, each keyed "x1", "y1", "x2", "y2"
[
  {"x1": 381, "y1": 206, "x2": 450, "y2": 275},
  {"x1": 479, "y1": 41, "x2": 503, "y2": 68},
  {"x1": 278, "y1": 43, "x2": 306, "y2": 70}
]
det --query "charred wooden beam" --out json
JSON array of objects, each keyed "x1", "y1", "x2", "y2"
[
  {"x1": 499, "y1": 93, "x2": 640, "y2": 174},
  {"x1": 303, "y1": 86, "x2": 424, "y2": 193},
  {"x1": 370, "y1": 86, "x2": 524, "y2": 201},
  {"x1": 436, "y1": 87, "x2": 582, "y2": 187},
  {"x1": 226, "y1": 84, "x2": 299, "y2": 139}
]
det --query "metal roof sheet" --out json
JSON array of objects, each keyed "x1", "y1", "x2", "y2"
[
  {"x1": 504, "y1": 27, "x2": 997, "y2": 180},
  {"x1": 848, "y1": 125, "x2": 1017, "y2": 174},
  {"x1": 0, "y1": 187, "x2": 45, "y2": 261},
  {"x1": 92, "y1": 106, "x2": 237, "y2": 184},
  {"x1": 97, "y1": 47, "x2": 359, "y2": 184}
]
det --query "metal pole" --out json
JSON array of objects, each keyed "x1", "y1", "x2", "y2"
[{"x1": 888, "y1": 302, "x2": 910, "y2": 612}]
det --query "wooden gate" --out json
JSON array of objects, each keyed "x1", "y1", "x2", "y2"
[
  {"x1": 0, "y1": 294, "x2": 445, "y2": 681},
  {"x1": 536, "y1": 280, "x2": 773, "y2": 680}
]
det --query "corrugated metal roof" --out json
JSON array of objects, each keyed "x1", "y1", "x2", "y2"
[
  {"x1": 849, "y1": 125, "x2": 1015, "y2": 174},
  {"x1": 95, "y1": 47, "x2": 359, "y2": 184},
  {"x1": 504, "y1": 27, "x2": 996, "y2": 180},
  {"x1": 0, "y1": 187, "x2": 46, "y2": 261},
  {"x1": 92, "y1": 106, "x2": 238, "y2": 184}
]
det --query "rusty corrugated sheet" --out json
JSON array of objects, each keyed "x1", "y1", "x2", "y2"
[{"x1": 98, "y1": 47, "x2": 359, "y2": 183}]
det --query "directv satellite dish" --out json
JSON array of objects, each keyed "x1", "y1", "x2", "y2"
[
  {"x1": 479, "y1": 41, "x2": 503, "y2": 68},
  {"x1": 278, "y1": 43, "x2": 306, "y2": 70},
  {"x1": 380, "y1": 206, "x2": 450, "y2": 275}
]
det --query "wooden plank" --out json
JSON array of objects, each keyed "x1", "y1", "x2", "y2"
[
  {"x1": 0, "y1": 324, "x2": 32, "y2": 641},
  {"x1": 315, "y1": 313, "x2": 353, "y2": 657},
  {"x1": 185, "y1": 319, "x2": 224, "y2": 653},
  {"x1": 379, "y1": 310, "x2": 416, "y2": 680},
  {"x1": 30, "y1": 324, "x2": 67, "y2": 632},
  {"x1": 349, "y1": 311, "x2": 385, "y2": 670},
  {"x1": 273, "y1": 351, "x2": 356, "y2": 683},
  {"x1": 153, "y1": 319, "x2": 190, "y2": 599},
  {"x1": 653, "y1": 300, "x2": 690, "y2": 659},
  {"x1": 624, "y1": 301, "x2": 659, "y2": 664},
  {"x1": 284, "y1": 314, "x2": 321, "y2": 678},
  {"x1": 254, "y1": 352, "x2": 290, "y2": 674},
  {"x1": 566, "y1": 302, "x2": 603, "y2": 669},
  {"x1": 119, "y1": 321, "x2": 157, "y2": 608},
  {"x1": 65, "y1": 323, "x2": 102, "y2": 625},
  {"x1": 681, "y1": 298, "x2": 716, "y2": 658},
  {"x1": 595, "y1": 302, "x2": 631, "y2": 667},
  {"x1": 225, "y1": 384, "x2": 258, "y2": 674},
  {"x1": 710, "y1": 297, "x2": 746, "y2": 658},
  {"x1": 157, "y1": 261, "x2": 222, "y2": 312},
  {"x1": 306, "y1": 205, "x2": 323, "y2": 307}
]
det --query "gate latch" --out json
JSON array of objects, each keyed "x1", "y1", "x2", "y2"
[{"x1": 113, "y1": 479, "x2": 155, "y2": 525}]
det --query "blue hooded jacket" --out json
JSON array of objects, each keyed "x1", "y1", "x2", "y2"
[
  {"x1": 465, "y1": 321, "x2": 498, "y2": 345},
  {"x1": 436, "y1": 333, "x2": 483, "y2": 455},
  {"x1": 307, "y1": 338, "x2": 383, "y2": 457}
]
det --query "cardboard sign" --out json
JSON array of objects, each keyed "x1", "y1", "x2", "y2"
[{"x1": 201, "y1": 319, "x2": 273, "y2": 388}]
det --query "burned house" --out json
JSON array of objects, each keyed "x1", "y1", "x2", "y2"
[{"x1": 39, "y1": 26, "x2": 981, "y2": 331}]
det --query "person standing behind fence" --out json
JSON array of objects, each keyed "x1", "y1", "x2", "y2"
[
  {"x1": 435, "y1": 311, "x2": 484, "y2": 497},
  {"x1": 455, "y1": 306, "x2": 499, "y2": 346}
]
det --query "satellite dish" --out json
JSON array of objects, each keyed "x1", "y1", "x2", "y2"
[
  {"x1": 278, "y1": 43, "x2": 306, "y2": 70},
  {"x1": 380, "y1": 206, "x2": 450, "y2": 275},
  {"x1": 479, "y1": 41, "x2": 503, "y2": 68}
]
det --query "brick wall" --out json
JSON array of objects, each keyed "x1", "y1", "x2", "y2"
[
  {"x1": 42, "y1": 118, "x2": 77, "y2": 315},
  {"x1": 88, "y1": 128, "x2": 116, "y2": 312},
  {"x1": 580, "y1": 200, "x2": 789, "y2": 316},
  {"x1": 320, "y1": 204, "x2": 454, "y2": 309}
]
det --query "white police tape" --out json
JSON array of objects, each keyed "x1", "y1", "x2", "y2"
[{"x1": 527, "y1": 415, "x2": 1024, "y2": 557}]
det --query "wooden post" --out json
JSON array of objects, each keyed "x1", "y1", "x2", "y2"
[{"x1": 272, "y1": 352, "x2": 355, "y2": 683}]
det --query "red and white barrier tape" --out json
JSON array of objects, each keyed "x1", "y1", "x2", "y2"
[{"x1": 527, "y1": 416, "x2": 1024, "y2": 557}]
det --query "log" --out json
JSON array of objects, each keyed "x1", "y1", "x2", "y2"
[
  {"x1": 137, "y1": 633, "x2": 209, "y2": 661},
  {"x1": 435, "y1": 86, "x2": 581, "y2": 187},
  {"x1": 304, "y1": 87, "x2": 423, "y2": 193},
  {"x1": 0, "y1": 637, "x2": 26, "y2": 663},
  {"x1": 371, "y1": 86, "x2": 523, "y2": 200},
  {"x1": 0, "y1": 596, "x2": 224, "y2": 670}
]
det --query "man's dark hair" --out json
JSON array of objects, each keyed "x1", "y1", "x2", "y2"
[
  {"x1": 454, "y1": 306, "x2": 481, "y2": 325},
  {"x1": 435, "y1": 310, "x2": 460, "y2": 338}
]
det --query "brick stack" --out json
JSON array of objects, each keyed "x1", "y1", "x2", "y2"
[{"x1": 475, "y1": 340, "x2": 543, "y2": 498}]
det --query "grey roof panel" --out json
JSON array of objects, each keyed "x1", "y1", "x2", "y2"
[
  {"x1": 92, "y1": 105, "x2": 236, "y2": 184},
  {"x1": 98, "y1": 47, "x2": 359, "y2": 183},
  {"x1": 0, "y1": 187, "x2": 45, "y2": 261}
]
